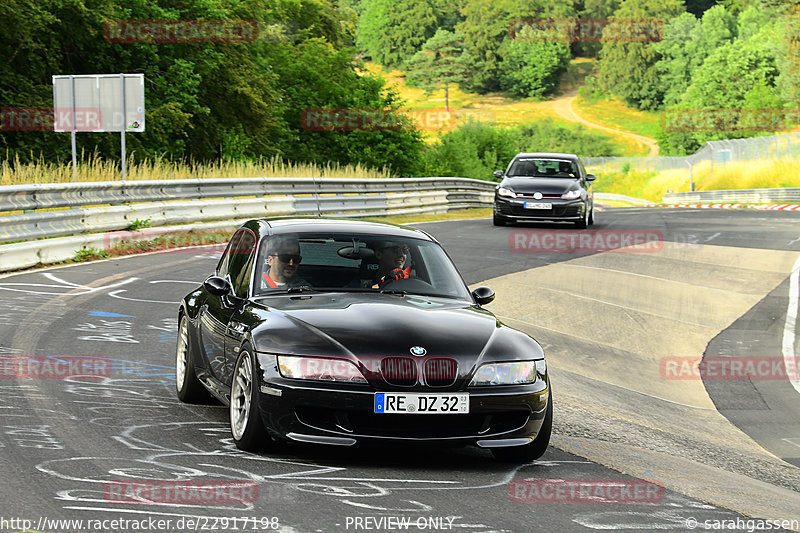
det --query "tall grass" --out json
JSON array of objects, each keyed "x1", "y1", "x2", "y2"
[
  {"x1": 593, "y1": 157, "x2": 800, "y2": 202},
  {"x1": 0, "y1": 152, "x2": 394, "y2": 186}
]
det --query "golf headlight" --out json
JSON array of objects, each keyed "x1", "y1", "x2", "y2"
[
  {"x1": 278, "y1": 356, "x2": 367, "y2": 383},
  {"x1": 561, "y1": 189, "x2": 581, "y2": 200},
  {"x1": 469, "y1": 359, "x2": 546, "y2": 386},
  {"x1": 497, "y1": 187, "x2": 516, "y2": 198}
]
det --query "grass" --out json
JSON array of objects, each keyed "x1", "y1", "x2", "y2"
[
  {"x1": 575, "y1": 96, "x2": 663, "y2": 140},
  {"x1": 0, "y1": 152, "x2": 393, "y2": 186},
  {"x1": 591, "y1": 157, "x2": 800, "y2": 202},
  {"x1": 366, "y1": 61, "x2": 559, "y2": 129}
]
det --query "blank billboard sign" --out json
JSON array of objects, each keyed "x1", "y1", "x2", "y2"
[{"x1": 52, "y1": 74, "x2": 145, "y2": 132}]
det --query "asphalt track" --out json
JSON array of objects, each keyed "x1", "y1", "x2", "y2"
[{"x1": 0, "y1": 208, "x2": 798, "y2": 532}]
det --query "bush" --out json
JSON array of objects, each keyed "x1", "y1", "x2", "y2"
[{"x1": 422, "y1": 119, "x2": 621, "y2": 180}]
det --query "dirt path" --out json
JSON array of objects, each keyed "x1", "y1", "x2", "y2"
[{"x1": 549, "y1": 90, "x2": 660, "y2": 156}]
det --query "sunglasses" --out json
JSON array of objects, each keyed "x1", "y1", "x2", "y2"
[
  {"x1": 271, "y1": 253, "x2": 302, "y2": 264},
  {"x1": 381, "y1": 246, "x2": 409, "y2": 254}
]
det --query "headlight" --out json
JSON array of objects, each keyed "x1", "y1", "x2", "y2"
[
  {"x1": 497, "y1": 187, "x2": 516, "y2": 198},
  {"x1": 277, "y1": 356, "x2": 367, "y2": 383},
  {"x1": 469, "y1": 359, "x2": 545, "y2": 386},
  {"x1": 561, "y1": 189, "x2": 581, "y2": 200}
]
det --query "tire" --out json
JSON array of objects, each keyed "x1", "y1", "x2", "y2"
[
  {"x1": 491, "y1": 393, "x2": 552, "y2": 462},
  {"x1": 176, "y1": 314, "x2": 211, "y2": 403},
  {"x1": 588, "y1": 206, "x2": 595, "y2": 226},
  {"x1": 230, "y1": 346, "x2": 272, "y2": 451},
  {"x1": 493, "y1": 215, "x2": 506, "y2": 226},
  {"x1": 574, "y1": 207, "x2": 588, "y2": 229}
]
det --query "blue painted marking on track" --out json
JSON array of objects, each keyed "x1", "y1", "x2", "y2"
[{"x1": 88, "y1": 311, "x2": 135, "y2": 318}]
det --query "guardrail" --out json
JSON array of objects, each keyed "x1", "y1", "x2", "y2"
[
  {"x1": 662, "y1": 188, "x2": 800, "y2": 204},
  {"x1": 0, "y1": 177, "x2": 495, "y2": 244},
  {"x1": 0, "y1": 177, "x2": 496, "y2": 272}
]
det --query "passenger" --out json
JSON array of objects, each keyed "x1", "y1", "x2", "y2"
[{"x1": 261, "y1": 236, "x2": 311, "y2": 290}]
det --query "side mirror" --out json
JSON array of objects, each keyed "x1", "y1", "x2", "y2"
[
  {"x1": 471, "y1": 286, "x2": 495, "y2": 306},
  {"x1": 585, "y1": 174, "x2": 597, "y2": 182},
  {"x1": 493, "y1": 170, "x2": 504, "y2": 180},
  {"x1": 204, "y1": 275, "x2": 231, "y2": 297}
]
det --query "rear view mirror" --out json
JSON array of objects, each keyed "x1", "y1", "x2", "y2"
[
  {"x1": 585, "y1": 174, "x2": 597, "y2": 182},
  {"x1": 493, "y1": 170, "x2": 504, "y2": 180}
]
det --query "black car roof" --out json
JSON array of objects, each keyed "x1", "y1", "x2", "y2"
[
  {"x1": 513, "y1": 152, "x2": 579, "y2": 161},
  {"x1": 251, "y1": 217, "x2": 435, "y2": 241}
]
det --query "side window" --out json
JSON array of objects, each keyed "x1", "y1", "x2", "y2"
[
  {"x1": 229, "y1": 229, "x2": 257, "y2": 298},
  {"x1": 216, "y1": 232, "x2": 240, "y2": 278}
]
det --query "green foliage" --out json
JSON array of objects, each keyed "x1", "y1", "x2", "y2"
[
  {"x1": 456, "y1": 0, "x2": 576, "y2": 93},
  {"x1": 573, "y1": 0, "x2": 621, "y2": 57},
  {"x1": 497, "y1": 28, "x2": 571, "y2": 98},
  {"x1": 405, "y1": 29, "x2": 471, "y2": 110},
  {"x1": 422, "y1": 119, "x2": 621, "y2": 180},
  {"x1": 0, "y1": 0, "x2": 425, "y2": 177},
  {"x1": 597, "y1": 0, "x2": 684, "y2": 110},
  {"x1": 658, "y1": 33, "x2": 784, "y2": 155},
  {"x1": 73, "y1": 247, "x2": 111, "y2": 262},
  {"x1": 357, "y1": 0, "x2": 439, "y2": 68},
  {"x1": 127, "y1": 218, "x2": 151, "y2": 231},
  {"x1": 656, "y1": 7, "x2": 737, "y2": 108}
]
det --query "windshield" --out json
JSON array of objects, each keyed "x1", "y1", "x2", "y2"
[
  {"x1": 508, "y1": 158, "x2": 578, "y2": 178},
  {"x1": 253, "y1": 232, "x2": 472, "y2": 300}
]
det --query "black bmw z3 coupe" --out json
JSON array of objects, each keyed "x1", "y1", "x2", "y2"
[
  {"x1": 493, "y1": 152, "x2": 596, "y2": 228},
  {"x1": 176, "y1": 218, "x2": 551, "y2": 461}
]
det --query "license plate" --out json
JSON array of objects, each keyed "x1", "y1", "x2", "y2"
[
  {"x1": 374, "y1": 393, "x2": 469, "y2": 414},
  {"x1": 524, "y1": 202, "x2": 552, "y2": 210}
]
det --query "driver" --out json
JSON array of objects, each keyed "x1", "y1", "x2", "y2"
[
  {"x1": 371, "y1": 240, "x2": 411, "y2": 288},
  {"x1": 261, "y1": 236, "x2": 311, "y2": 290}
]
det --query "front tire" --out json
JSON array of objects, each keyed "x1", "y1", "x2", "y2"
[
  {"x1": 176, "y1": 314, "x2": 210, "y2": 403},
  {"x1": 230, "y1": 346, "x2": 271, "y2": 451},
  {"x1": 588, "y1": 206, "x2": 595, "y2": 225},
  {"x1": 574, "y1": 207, "x2": 589, "y2": 229},
  {"x1": 491, "y1": 393, "x2": 552, "y2": 462}
]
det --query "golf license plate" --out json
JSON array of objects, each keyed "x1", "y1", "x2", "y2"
[
  {"x1": 524, "y1": 202, "x2": 552, "y2": 210},
  {"x1": 374, "y1": 393, "x2": 469, "y2": 414}
]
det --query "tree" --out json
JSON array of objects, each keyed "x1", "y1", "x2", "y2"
[
  {"x1": 597, "y1": 0, "x2": 684, "y2": 110},
  {"x1": 655, "y1": 6, "x2": 737, "y2": 107},
  {"x1": 357, "y1": 0, "x2": 439, "y2": 68},
  {"x1": 405, "y1": 29, "x2": 471, "y2": 111},
  {"x1": 497, "y1": 26, "x2": 571, "y2": 98},
  {"x1": 456, "y1": 0, "x2": 576, "y2": 93}
]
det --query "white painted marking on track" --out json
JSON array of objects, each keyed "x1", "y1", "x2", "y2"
[
  {"x1": 107, "y1": 290, "x2": 174, "y2": 304},
  {"x1": 782, "y1": 255, "x2": 800, "y2": 397},
  {"x1": 705, "y1": 232, "x2": 720, "y2": 242},
  {"x1": 781, "y1": 437, "x2": 800, "y2": 448}
]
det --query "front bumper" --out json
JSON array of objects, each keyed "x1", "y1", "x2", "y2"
[
  {"x1": 256, "y1": 355, "x2": 550, "y2": 447},
  {"x1": 494, "y1": 196, "x2": 587, "y2": 222}
]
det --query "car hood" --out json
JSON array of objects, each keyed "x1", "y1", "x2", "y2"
[
  {"x1": 503, "y1": 177, "x2": 579, "y2": 195},
  {"x1": 249, "y1": 293, "x2": 542, "y2": 363}
]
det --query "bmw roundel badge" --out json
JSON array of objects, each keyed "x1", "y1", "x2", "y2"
[{"x1": 410, "y1": 346, "x2": 427, "y2": 357}]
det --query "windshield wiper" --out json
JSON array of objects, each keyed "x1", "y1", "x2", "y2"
[{"x1": 379, "y1": 289, "x2": 407, "y2": 296}]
